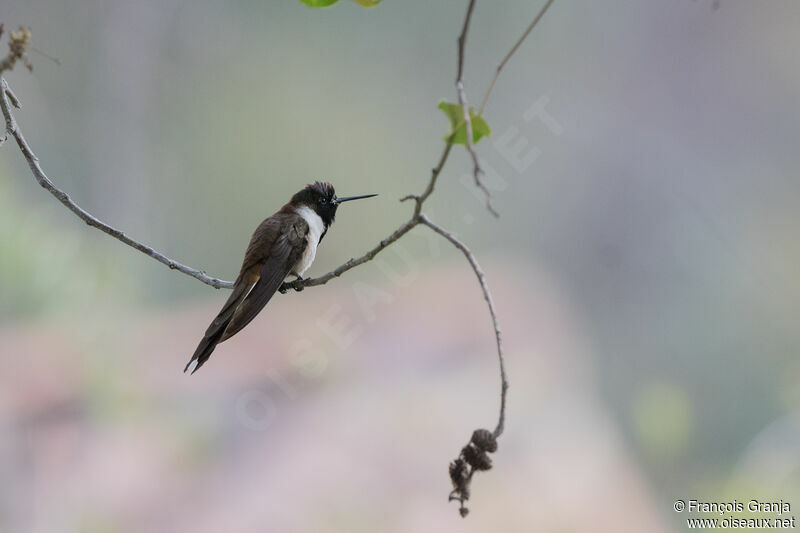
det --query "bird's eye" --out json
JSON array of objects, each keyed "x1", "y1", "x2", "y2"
[{"x1": 319, "y1": 197, "x2": 327, "y2": 205}]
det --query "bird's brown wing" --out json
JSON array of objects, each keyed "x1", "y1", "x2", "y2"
[
  {"x1": 219, "y1": 216, "x2": 309, "y2": 341},
  {"x1": 185, "y1": 214, "x2": 308, "y2": 374}
]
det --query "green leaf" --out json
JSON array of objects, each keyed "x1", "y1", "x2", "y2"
[
  {"x1": 352, "y1": 0, "x2": 381, "y2": 5},
  {"x1": 299, "y1": 0, "x2": 341, "y2": 7},
  {"x1": 438, "y1": 100, "x2": 491, "y2": 145}
]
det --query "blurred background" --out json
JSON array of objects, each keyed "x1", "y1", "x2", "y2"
[{"x1": 1, "y1": 0, "x2": 799, "y2": 531}]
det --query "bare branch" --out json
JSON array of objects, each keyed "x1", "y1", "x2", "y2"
[
  {"x1": 479, "y1": 0, "x2": 556, "y2": 115},
  {"x1": 419, "y1": 214, "x2": 507, "y2": 437},
  {"x1": 0, "y1": 78, "x2": 234, "y2": 290},
  {"x1": 399, "y1": 141, "x2": 453, "y2": 215},
  {"x1": 4, "y1": 83, "x2": 19, "y2": 108},
  {"x1": 455, "y1": 0, "x2": 498, "y2": 218},
  {"x1": 418, "y1": 214, "x2": 507, "y2": 518},
  {"x1": 420, "y1": 217, "x2": 506, "y2": 518},
  {"x1": 280, "y1": 217, "x2": 419, "y2": 292}
]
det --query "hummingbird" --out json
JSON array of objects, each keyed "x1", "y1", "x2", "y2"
[{"x1": 184, "y1": 182, "x2": 377, "y2": 374}]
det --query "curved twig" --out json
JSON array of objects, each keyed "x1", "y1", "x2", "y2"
[
  {"x1": 419, "y1": 214, "x2": 507, "y2": 439},
  {"x1": 0, "y1": 78, "x2": 234, "y2": 290},
  {"x1": 419, "y1": 217, "x2": 506, "y2": 518}
]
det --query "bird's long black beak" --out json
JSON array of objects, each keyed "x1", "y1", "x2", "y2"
[{"x1": 334, "y1": 193, "x2": 378, "y2": 204}]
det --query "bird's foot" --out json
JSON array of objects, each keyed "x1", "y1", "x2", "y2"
[{"x1": 294, "y1": 276, "x2": 305, "y2": 292}]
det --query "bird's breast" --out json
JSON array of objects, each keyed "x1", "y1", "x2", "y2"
[{"x1": 293, "y1": 205, "x2": 325, "y2": 277}]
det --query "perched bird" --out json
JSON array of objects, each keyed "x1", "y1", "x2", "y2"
[{"x1": 185, "y1": 182, "x2": 377, "y2": 374}]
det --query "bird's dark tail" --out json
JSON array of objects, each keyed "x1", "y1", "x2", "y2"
[
  {"x1": 184, "y1": 323, "x2": 230, "y2": 374},
  {"x1": 184, "y1": 271, "x2": 257, "y2": 375}
]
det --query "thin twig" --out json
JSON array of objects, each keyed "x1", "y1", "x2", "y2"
[
  {"x1": 399, "y1": 141, "x2": 453, "y2": 217},
  {"x1": 0, "y1": 77, "x2": 234, "y2": 290},
  {"x1": 4, "y1": 83, "x2": 19, "y2": 108},
  {"x1": 280, "y1": 217, "x2": 419, "y2": 292},
  {"x1": 30, "y1": 45, "x2": 61, "y2": 66},
  {"x1": 419, "y1": 214, "x2": 506, "y2": 438},
  {"x1": 420, "y1": 212, "x2": 507, "y2": 517},
  {"x1": 478, "y1": 0, "x2": 556, "y2": 115},
  {"x1": 455, "y1": 0, "x2": 498, "y2": 218}
]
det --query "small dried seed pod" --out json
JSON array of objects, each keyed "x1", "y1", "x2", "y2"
[
  {"x1": 462, "y1": 444, "x2": 493, "y2": 471},
  {"x1": 471, "y1": 428, "x2": 498, "y2": 453}
]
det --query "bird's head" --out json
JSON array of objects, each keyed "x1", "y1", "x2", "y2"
[{"x1": 291, "y1": 181, "x2": 377, "y2": 227}]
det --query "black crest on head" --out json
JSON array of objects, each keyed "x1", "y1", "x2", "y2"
[{"x1": 292, "y1": 181, "x2": 338, "y2": 227}]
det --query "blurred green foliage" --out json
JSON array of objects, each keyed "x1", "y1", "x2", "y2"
[
  {"x1": 0, "y1": 170, "x2": 137, "y2": 321},
  {"x1": 631, "y1": 379, "x2": 694, "y2": 460}
]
